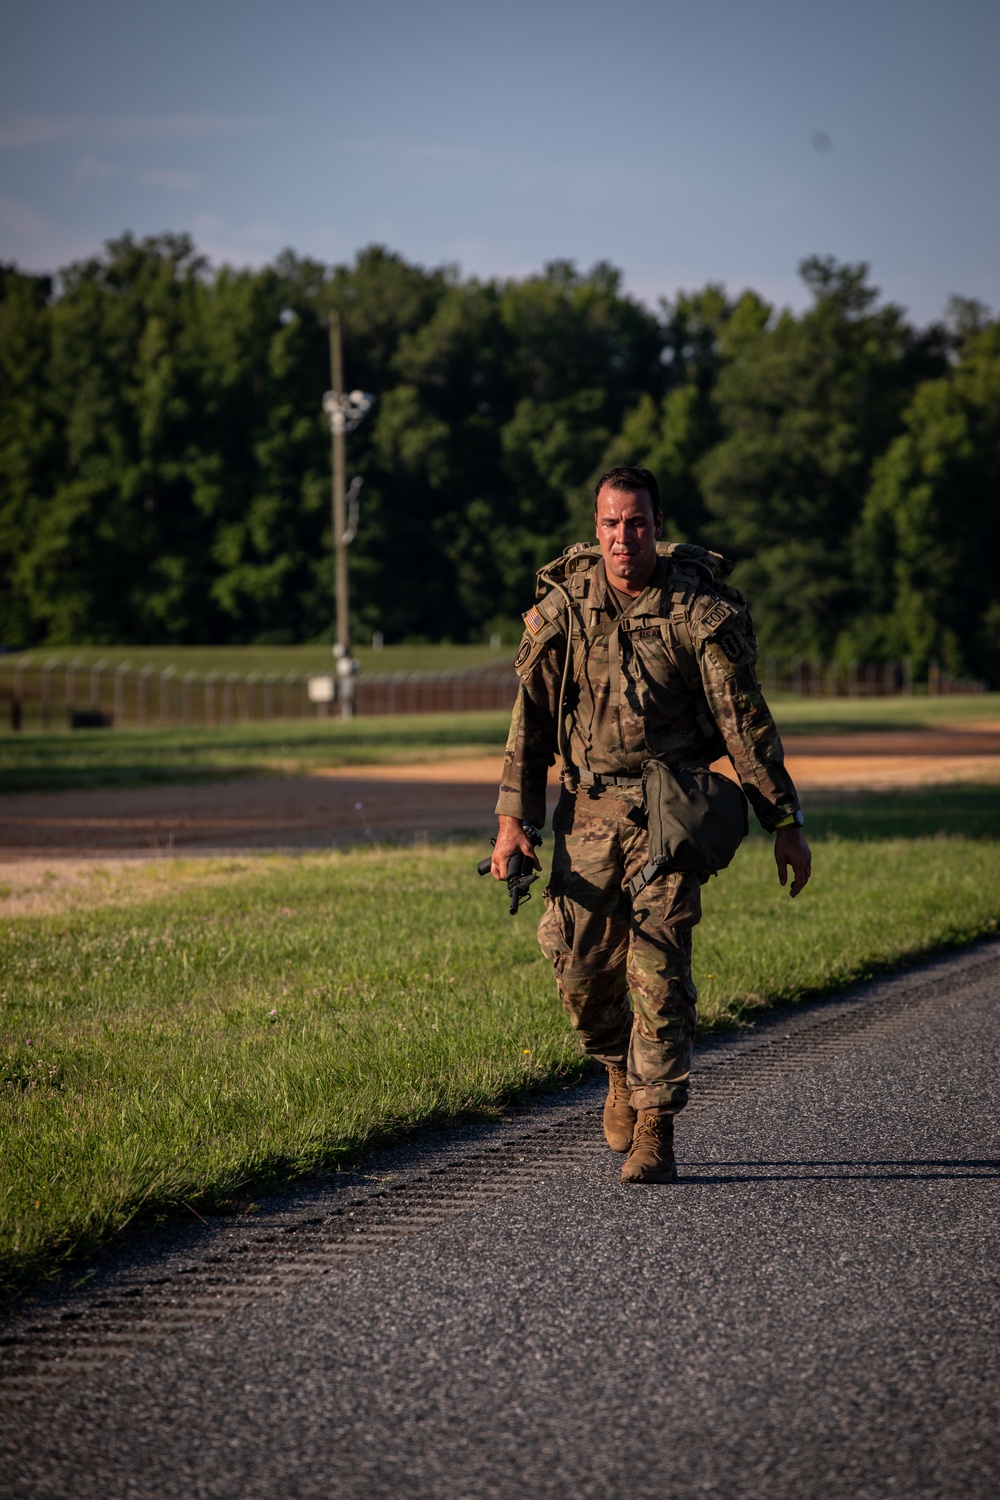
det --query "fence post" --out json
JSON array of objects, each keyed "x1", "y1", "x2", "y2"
[
  {"x1": 903, "y1": 656, "x2": 913, "y2": 695},
  {"x1": 182, "y1": 669, "x2": 197, "y2": 726},
  {"x1": 204, "y1": 671, "x2": 217, "y2": 728},
  {"x1": 138, "y1": 666, "x2": 154, "y2": 727},
  {"x1": 89, "y1": 658, "x2": 108, "y2": 714},
  {"x1": 159, "y1": 667, "x2": 175, "y2": 727},
  {"x1": 114, "y1": 661, "x2": 132, "y2": 727},
  {"x1": 42, "y1": 656, "x2": 59, "y2": 730},
  {"x1": 65, "y1": 655, "x2": 84, "y2": 714},
  {"x1": 11, "y1": 655, "x2": 29, "y2": 731},
  {"x1": 244, "y1": 672, "x2": 258, "y2": 724}
]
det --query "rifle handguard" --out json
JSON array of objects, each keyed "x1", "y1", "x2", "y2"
[{"x1": 476, "y1": 822, "x2": 543, "y2": 916}]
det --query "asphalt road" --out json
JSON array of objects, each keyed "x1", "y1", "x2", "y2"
[{"x1": 7, "y1": 945, "x2": 1000, "y2": 1499}]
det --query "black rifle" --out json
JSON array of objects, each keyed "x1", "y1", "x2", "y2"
[{"x1": 477, "y1": 821, "x2": 543, "y2": 915}]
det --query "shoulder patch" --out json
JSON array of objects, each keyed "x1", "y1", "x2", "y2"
[
  {"x1": 514, "y1": 639, "x2": 531, "y2": 669},
  {"x1": 523, "y1": 605, "x2": 545, "y2": 635},
  {"x1": 698, "y1": 597, "x2": 738, "y2": 635}
]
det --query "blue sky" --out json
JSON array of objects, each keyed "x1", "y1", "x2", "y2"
[{"x1": 2, "y1": 0, "x2": 997, "y2": 321}]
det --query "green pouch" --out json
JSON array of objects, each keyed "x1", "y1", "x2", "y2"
[{"x1": 628, "y1": 760, "x2": 749, "y2": 896}]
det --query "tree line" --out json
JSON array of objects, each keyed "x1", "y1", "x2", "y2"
[{"x1": 1, "y1": 234, "x2": 997, "y2": 683}]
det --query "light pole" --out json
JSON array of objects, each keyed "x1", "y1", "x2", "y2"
[{"x1": 322, "y1": 310, "x2": 374, "y2": 719}]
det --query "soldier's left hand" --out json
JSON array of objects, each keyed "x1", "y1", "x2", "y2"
[{"x1": 774, "y1": 826, "x2": 812, "y2": 898}]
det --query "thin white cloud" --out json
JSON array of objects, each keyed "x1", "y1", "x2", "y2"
[
  {"x1": 0, "y1": 194, "x2": 99, "y2": 269},
  {"x1": 138, "y1": 169, "x2": 203, "y2": 191},
  {"x1": 74, "y1": 156, "x2": 116, "y2": 184},
  {"x1": 404, "y1": 143, "x2": 475, "y2": 162},
  {"x1": 444, "y1": 236, "x2": 536, "y2": 281},
  {"x1": 300, "y1": 226, "x2": 349, "y2": 257},
  {"x1": 0, "y1": 193, "x2": 53, "y2": 240},
  {"x1": 106, "y1": 114, "x2": 256, "y2": 142},
  {"x1": 333, "y1": 138, "x2": 475, "y2": 162},
  {"x1": 0, "y1": 112, "x2": 256, "y2": 148},
  {"x1": 190, "y1": 212, "x2": 286, "y2": 267},
  {"x1": 0, "y1": 115, "x2": 87, "y2": 148}
]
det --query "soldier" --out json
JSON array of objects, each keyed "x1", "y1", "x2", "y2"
[{"x1": 491, "y1": 466, "x2": 811, "y2": 1184}]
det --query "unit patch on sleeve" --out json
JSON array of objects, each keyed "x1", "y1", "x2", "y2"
[
  {"x1": 716, "y1": 625, "x2": 749, "y2": 663},
  {"x1": 514, "y1": 639, "x2": 531, "y2": 669},
  {"x1": 698, "y1": 597, "x2": 738, "y2": 636},
  {"x1": 523, "y1": 605, "x2": 545, "y2": 635}
]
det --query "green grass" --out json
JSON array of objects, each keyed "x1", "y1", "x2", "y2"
[
  {"x1": 0, "y1": 642, "x2": 510, "y2": 678},
  {"x1": 0, "y1": 713, "x2": 513, "y2": 792},
  {"x1": 2, "y1": 782, "x2": 999, "y2": 1296},
  {"x1": 760, "y1": 783, "x2": 1000, "y2": 841},
  {"x1": 2, "y1": 693, "x2": 998, "y2": 795},
  {"x1": 763, "y1": 690, "x2": 1000, "y2": 735}
]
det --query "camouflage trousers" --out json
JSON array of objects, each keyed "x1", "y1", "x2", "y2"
[{"x1": 537, "y1": 784, "x2": 702, "y2": 1115}]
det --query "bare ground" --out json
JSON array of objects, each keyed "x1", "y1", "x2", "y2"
[{"x1": 1, "y1": 727, "x2": 998, "y2": 916}]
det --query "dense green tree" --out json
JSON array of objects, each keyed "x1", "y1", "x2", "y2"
[
  {"x1": 847, "y1": 317, "x2": 1000, "y2": 679},
  {"x1": 593, "y1": 284, "x2": 734, "y2": 540},
  {"x1": 2, "y1": 237, "x2": 997, "y2": 681},
  {"x1": 11, "y1": 234, "x2": 210, "y2": 642},
  {"x1": 698, "y1": 257, "x2": 946, "y2": 656},
  {"x1": 359, "y1": 258, "x2": 661, "y2": 639},
  {"x1": 0, "y1": 265, "x2": 57, "y2": 645}
]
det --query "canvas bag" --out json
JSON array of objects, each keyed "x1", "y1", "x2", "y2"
[{"x1": 628, "y1": 760, "x2": 749, "y2": 896}]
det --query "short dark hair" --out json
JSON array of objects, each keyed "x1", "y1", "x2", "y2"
[{"x1": 594, "y1": 465, "x2": 661, "y2": 513}]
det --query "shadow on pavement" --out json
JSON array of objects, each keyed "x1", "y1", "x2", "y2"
[{"x1": 680, "y1": 1156, "x2": 1000, "y2": 1182}]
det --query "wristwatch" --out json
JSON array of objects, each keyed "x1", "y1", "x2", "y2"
[{"x1": 774, "y1": 810, "x2": 805, "y2": 830}]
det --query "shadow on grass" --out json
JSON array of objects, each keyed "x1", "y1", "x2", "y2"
[{"x1": 0, "y1": 716, "x2": 512, "y2": 793}]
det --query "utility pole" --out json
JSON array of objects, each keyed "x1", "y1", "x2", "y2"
[
  {"x1": 328, "y1": 312, "x2": 349, "y2": 656},
  {"x1": 322, "y1": 313, "x2": 374, "y2": 719}
]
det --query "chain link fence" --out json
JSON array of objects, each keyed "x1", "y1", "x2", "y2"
[
  {"x1": 0, "y1": 657, "x2": 521, "y2": 732},
  {"x1": 0, "y1": 653, "x2": 987, "y2": 733}
]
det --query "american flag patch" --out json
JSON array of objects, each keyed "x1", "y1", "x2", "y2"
[{"x1": 523, "y1": 606, "x2": 545, "y2": 634}]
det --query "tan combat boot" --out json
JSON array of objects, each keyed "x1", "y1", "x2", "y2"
[
  {"x1": 620, "y1": 1111, "x2": 678, "y2": 1184},
  {"x1": 603, "y1": 1064, "x2": 637, "y2": 1153}
]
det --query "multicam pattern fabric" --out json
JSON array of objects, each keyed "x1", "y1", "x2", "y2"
[
  {"x1": 538, "y1": 784, "x2": 701, "y2": 1115},
  {"x1": 496, "y1": 548, "x2": 801, "y2": 832},
  {"x1": 497, "y1": 544, "x2": 803, "y2": 1115}
]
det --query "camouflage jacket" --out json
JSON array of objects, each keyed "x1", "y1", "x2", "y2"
[{"x1": 495, "y1": 542, "x2": 801, "y2": 832}]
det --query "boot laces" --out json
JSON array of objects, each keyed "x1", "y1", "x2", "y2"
[{"x1": 608, "y1": 1067, "x2": 631, "y2": 1104}]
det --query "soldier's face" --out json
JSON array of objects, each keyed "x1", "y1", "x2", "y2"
[{"x1": 595, "y1": 486, "x2": 662, "y2": 590}]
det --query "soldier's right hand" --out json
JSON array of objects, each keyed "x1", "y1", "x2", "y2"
[{"x1": 491, "y1": 816, "x2": 542, "y2": 880}]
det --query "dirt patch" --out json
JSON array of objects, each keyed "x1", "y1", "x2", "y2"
[
  {"x1": 1, "y1": 728, "x2": 998, "y2": 868},
  {"x1": 0, "y1": 857, "x2": 269, "y2": 918}
]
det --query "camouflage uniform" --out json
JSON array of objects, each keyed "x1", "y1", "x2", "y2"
[{"x1": 495, "y1": 543, "x2": 802, "y2": 1115}]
